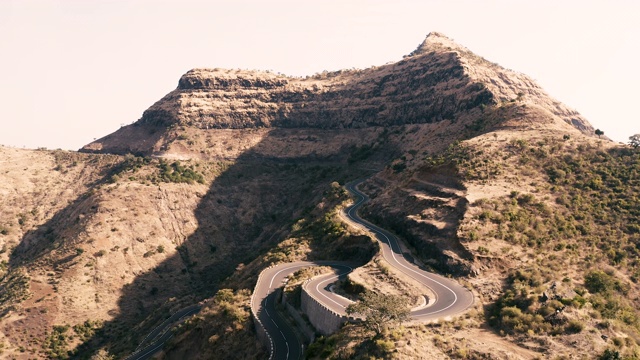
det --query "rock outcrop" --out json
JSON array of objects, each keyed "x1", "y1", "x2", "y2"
[{"x1": 81, "y1": 32, "x2": 594, "y2": 156}]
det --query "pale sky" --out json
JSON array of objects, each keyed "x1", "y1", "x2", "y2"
[{"x1": 0, "y1": 0, "x2": 638, "y2": 150}]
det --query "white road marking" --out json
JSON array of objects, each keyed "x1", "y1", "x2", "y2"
[
  {"x1": 312, "y1": 266, "x2": 353, "y2": 309},
  {"x1": 264, "y1": 298, "x2": 280, "y2": 329},
  {"x1": 132, "y1": 334, "x2": 173, "y2": 360},
  {"x1": 346, "y1": 183, "x2": 463, "y2": 317},
  {"x1": 269, "y1": 264, "x2": 308, "y2": 288},
  {"x1": 252, "y1": 181, "x2": 474, "y2": 360}
]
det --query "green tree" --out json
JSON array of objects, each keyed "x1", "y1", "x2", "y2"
[
  {"x1": 595, "y1": 129, "x2": 604, "y2": 138},
  {"x1": 346, "y1": 291, "x2": 410, "y2": 335},
  {"x1": 629, "y1": 134, "x2": 640, "y2": 148}
]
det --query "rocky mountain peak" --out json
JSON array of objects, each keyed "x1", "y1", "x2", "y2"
[
  {"x1": 409, "y1": 31, "x2": 468, "y2": 56},
  {"x1": 80, "y1": 32, "x2": 597, "y2": 156}
]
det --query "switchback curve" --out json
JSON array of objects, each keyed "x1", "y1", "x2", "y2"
[{"x1": 251, "y1": 180, "x2": 474, "y2": 359}]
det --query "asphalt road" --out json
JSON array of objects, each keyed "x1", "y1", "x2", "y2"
[
  {"x1": 123, "y1": 180, "x2": 472, "y2": 360},
  {"x1": 340, "y1": 180, "x2": 474, "y2": 321},
  {"x1": 302, "y1": 265, "x2": 354, "y2": 312},
  {"x1": 251, "y1": 261, "x2": 353, "y2": 360},
  {"x1": 252, "y1": 180, "x2": 474, "y2": 360},
  {"x1": 125, "y1": 305, "x2": 201, "y2": 360}
]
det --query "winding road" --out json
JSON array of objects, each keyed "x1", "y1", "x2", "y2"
[
  {"x1": 251, "y1": 262, "x2": 354, "y2": 360},
  {"x1": 251, "y1": 180, "x2": 474, "y2": 359},
  {"x1": 125, "y1": 305, "x2": 201, "y2": 360}
]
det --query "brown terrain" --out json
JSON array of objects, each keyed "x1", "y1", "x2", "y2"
[{"x1": 1, "y1": 32, "x2": 638, "y2": 359}]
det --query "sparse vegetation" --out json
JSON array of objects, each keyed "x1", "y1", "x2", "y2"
[
  {"x1": 44, "y1": 325, "x2": 71, "y2": 359},
  {"x1": 348, "y1": 144, "x2": 375, "y2": 164},
  {"x1": 262, "y1": 181, "x2": 376, "y2": 266},
  {"x1": 107, "y1": 154, "x2": 152, "y2": 183},
  {"x1": 461, "y1": 137, "x2": 640, "y2": 352},
  {"x1": 165, "y1": 288, "x2": 263, "y2": 359},
  {"x1": 73, "y1": 320, "x2": 102, "y2": 342},
  {"x1": 489, "y1": 267, "x2": 581, "y2": 336},
  {"x1": 423, "y1": 140, "x2": 502, "y2": 181},
  {"x1": 156, "y1": 160, "x2": 204, "y2": 184},
  {"x1": 0, "y1": 268, "x2": 30, "y2": 315}
]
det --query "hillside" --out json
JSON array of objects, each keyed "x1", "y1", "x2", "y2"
[{"x1": 1, "y1": 32, "x2": 634, "y2": 360}]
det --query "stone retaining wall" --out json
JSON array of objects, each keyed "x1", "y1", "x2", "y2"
[{"x1": 301, "y1": 280, "x2": 349, "y2": 335}]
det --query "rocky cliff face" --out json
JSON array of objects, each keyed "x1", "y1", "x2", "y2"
[
  {"x1": 82, "y1": 32, "x2": 594, "y2": 156},
  {"x1": 137, "y1": 49, "x2": 491, "y2": 130}
]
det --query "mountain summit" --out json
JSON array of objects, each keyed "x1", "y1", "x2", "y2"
[
  {"x1": 81, "y1": 32, "x2": 594, "y2": 157},
  {"x1": 408, "y1": 31, "x2": 467, "y2": 56}
]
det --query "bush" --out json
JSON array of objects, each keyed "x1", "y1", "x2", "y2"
[
  {"x1": 565, "y1": 319, "x2": 585, "y2": 334},
  {"x1": 157, "y1": 160, "x2": 205, "y2": 184},
  {"x1": 598, "y1": 349, "x2": 621, "y2": 360},
  {"x1": 391, "y1": 162, "x2": 406, "y2": 173},
  {"x1": 498, "y1": 306, "x2": 549, "y2": 335},
  {"x1": 72, "y1": 320, "x2": 101, "y2": 341},
  {"x1": 374, "y1": 339, "x2": 395, "y2": 352},
  {"x1": 585, "y1": 271, "x2": 628, "y2": 295}
]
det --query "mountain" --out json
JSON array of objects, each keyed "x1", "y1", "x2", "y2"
[
  {"x1": 1, "y1": 32, "x2": 637, "y2": 360},
  {"x1": 80, "y1": 32, "x2": 592, "y2": 159}
]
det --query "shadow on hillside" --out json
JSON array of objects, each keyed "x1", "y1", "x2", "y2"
[
  {"x1": 9, "y1": 157, "x2": 144, "y2": 266},
  {"x1": 8, "y1": 128, "x2": 395, "y2": 358}
]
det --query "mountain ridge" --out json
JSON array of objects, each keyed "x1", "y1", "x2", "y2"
[{"x1": 80, "y1": 32, "x2": 593, "y2": 157}]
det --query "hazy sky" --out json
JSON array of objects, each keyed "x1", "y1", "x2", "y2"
[{"x1": 0, "y1": 0, "x2": 638, "y2": 150}]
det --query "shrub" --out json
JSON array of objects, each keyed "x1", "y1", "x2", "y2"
[
  {"x1": 565, "y1": 319, "x2": 585, "y2": 334},
  {"x1": 72, "y1": 320, "x2": 101, "y2": 341},
  {"x1": 156, "y1": 160, "x2": 205, "y2": 184},
  {"x1": 585, "y1": 271, "x2": 628, "y2": 295},
  {"x1": 392, "y1": 162, "x2": 406, "y2": 173},
  {"x1": 598, "y1": 349, "x2": 621, "y2": 360},
  {"x1": 374, "y1": 339, "x2": 395, "y2": 352}
]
